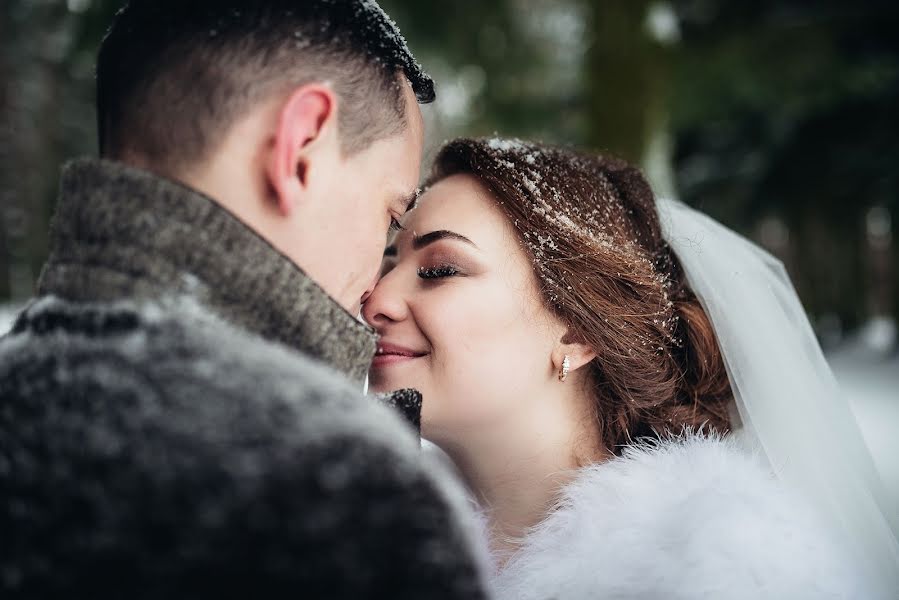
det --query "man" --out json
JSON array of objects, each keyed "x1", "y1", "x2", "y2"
[{"x1": 0, "y1": 1, "x2": 488, "y2": 598}]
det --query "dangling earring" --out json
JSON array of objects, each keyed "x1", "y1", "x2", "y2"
[{"x1": 559, "y1": 355, "x2": 571, "y2": 382}]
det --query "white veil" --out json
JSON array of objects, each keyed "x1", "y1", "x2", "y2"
[{"x1": 656, "y1": 198, "x2": 899, "y2": 596}]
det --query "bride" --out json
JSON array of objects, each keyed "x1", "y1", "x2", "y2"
[{"x1": 362, "y1": 137, "x2": 899, "y2": 599}]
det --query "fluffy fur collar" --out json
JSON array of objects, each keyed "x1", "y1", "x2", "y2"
[{"x1": 473, "y1": 434, "x2": 873, "y2": 599}]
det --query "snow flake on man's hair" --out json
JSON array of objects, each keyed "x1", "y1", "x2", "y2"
[
  {"x1": 353, "y1": 0, "x2": 433, "y2": 100},
  {"x1": 357, "y1": 1, "x2": 415, "y2": 64}
]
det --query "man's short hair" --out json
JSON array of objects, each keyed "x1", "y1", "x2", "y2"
[{"x1": 97, "y1": 0, "x2": 435, "y2": 173}]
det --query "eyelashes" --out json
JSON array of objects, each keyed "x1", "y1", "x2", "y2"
[
  {"x1": 389, "y1": 217, "x2": 405, "y2": 235},
  {"x1": 417, "y1": 265, "x2": 459, "y2": 279}
]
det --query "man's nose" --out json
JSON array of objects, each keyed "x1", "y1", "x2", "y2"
[{"x1": 359, "y1": 270, "x2": 381, "y2": 306}]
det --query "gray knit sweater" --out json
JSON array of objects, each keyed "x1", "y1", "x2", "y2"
[{"x1": 0, "y1": 160, "x2": 487, "y2": 599}]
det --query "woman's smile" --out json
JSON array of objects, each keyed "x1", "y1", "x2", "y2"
[{"x1": 371, "y1": 341, "x2": 430, "y2": 369}]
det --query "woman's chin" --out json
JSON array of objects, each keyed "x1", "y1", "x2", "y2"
[
  {"x1": 369, "y1": 357, "x2": 428, "y2": 392},
  {"x1": 368, "y1": 372, "x2": 413, "y2": 394}
]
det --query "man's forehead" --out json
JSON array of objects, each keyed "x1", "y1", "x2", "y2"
[{"x1": 401, "y1": 79, "x2": 425, "y2": 131}]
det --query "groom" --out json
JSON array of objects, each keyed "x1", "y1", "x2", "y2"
[{"x1": 0, "y1": 1, "x2": 486, "y2": 598}]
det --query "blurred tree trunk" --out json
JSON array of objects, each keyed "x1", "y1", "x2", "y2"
[
  {"x1": 0, "y1": 1, "x2": 98, "y2": 302},
  {"x1": 0, "y1": 3, "x2": 13, "y2": 300},
  {"x1": 584, "y1": 0, "x2": 676, "y2": 197},
  {"x1": 893, "y1": 243, "x2": 899, "y2": 344},
  {"x1": 793, "y1": 216, "x2": 866, "y2": 333}
]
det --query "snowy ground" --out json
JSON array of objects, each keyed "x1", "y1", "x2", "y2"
[
  {"x1": 825, "y1": 319, "x2": 899, "y2": 503},
  {"x1": 0, "y1": 301, "x2": 894, "y2": 498},
  {"x1": 0, "y1": 303, "x2": 21, "y2": 336}
]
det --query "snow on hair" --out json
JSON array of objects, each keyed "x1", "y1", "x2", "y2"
[{"x1": 427, "y1": 138, "x2": 733, "y2": 455}]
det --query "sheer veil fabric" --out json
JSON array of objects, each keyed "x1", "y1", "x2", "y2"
[{"x1": 656, "y1": 198, "x2": 899, "y2": 596}]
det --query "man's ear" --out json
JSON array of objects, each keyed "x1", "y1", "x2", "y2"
[
  {"x1": 265, "y1": 84, "x2": 336, "y2": 217},
  {"x1": 553, "y1": 329, "x2": 597, "y2": 376}
]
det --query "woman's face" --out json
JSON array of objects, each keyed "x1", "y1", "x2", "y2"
[{"x1": 362, "y1": 174, "x2": 564, "y2": 443}]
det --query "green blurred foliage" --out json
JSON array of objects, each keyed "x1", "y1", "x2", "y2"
[
  {"x1": 1, "y1": 0, "x2": 897, "y2": 343},
  {"x1": 669, "y1": 1, "x2": 899, "y2": 331}
]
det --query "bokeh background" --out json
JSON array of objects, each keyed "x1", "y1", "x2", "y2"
[{"x1": 1, "y1": 1, "x2": 897, "y2": 489}]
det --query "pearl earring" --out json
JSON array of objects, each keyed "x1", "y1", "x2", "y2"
[{"x1": 559, "y1": 355, "x2": 571, "y2": 382}]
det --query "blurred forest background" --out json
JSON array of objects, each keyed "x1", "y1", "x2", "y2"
[{"x1": 1, "y1": 0, "x2": 898, "y2": 354}]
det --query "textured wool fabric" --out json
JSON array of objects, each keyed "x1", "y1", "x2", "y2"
[
  {"x1": 38, "y1": 158, "x2": 376, "y2": 384},
  {"x1": 0, "y1": 160, "x2": 488, "y2": 599}
]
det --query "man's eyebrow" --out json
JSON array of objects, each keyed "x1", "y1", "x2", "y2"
[
  {"x1": 400, "y1": 189, "x2": 421, "y2": 214},
  {"x1": 412, "y1": 230, "x2": 478, "y2": 250}
]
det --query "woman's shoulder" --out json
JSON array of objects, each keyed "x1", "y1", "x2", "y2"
[{"x1": 495, "y1": 433, "x2": 868, "y2": 600}]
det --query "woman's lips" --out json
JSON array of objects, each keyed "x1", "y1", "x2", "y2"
[{"x1": 371, "y1": 342, "x2": 428, "y2": 369}]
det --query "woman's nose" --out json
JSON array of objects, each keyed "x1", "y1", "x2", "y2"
[{"x1": 361, "y1": 270, "x2": 409, "y2": 328}]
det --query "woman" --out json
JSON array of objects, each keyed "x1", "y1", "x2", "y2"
[{"x1": 362, "y1": 138, "x2": 899, "y2": 599}]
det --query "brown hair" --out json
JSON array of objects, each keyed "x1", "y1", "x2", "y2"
[
  {"x1": 427, "y1": 138, "x2": 733, "y2": 454},
  {"x1": 97, "y1": 0, "x2": 435, "y2": 175}
]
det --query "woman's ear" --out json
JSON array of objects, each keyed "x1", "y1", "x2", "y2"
[
  {"x1": 264, "y1": 84, "x2": 336, "y2": 217},
  {"x1": 552, "y1": 329, "x2": 596, "y2": 376}
]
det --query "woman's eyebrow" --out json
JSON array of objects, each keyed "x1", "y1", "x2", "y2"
[
  {"x1": 412, "y1": 230, "x2": 478, "y2": 250},
  {"x1": 384, "y1": 230, "x2": 477, "y2": 257}
]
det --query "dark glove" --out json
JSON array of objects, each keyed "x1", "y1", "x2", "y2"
[{"x1": 372, "y1": 388, "x2": 423, "y2": 439}]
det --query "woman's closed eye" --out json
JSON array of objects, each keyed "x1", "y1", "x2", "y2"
[{"x1": 418, "y1": 265, "x2": 460, "y2": 279}]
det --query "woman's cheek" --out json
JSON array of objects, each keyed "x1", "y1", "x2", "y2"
[{"x1": 431, "y1": 286, "x2": 530, "y2": 427}]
